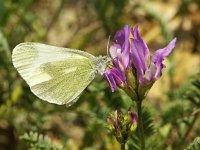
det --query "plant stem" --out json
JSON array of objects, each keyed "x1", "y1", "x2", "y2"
[
  {"x1": 121, "y1": 140, "x2": 126, "y2": 150},
  {"x1": 137, "y1": 100, "x2": 145, "y2": 150}
]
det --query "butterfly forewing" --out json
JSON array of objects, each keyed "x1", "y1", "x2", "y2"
[{"x1": 12, "y1": 42, "x2": 96, "y2": 105}]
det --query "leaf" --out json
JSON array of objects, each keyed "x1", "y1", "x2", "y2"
[
  {"x1": 127, "y1": 136, "x2": 140, "y2": 150},
  {"x1": 184, "y1": 73, "x2": 200, "y2": 107},
  {"x1": 20, "y1": 131, "x2": 64, "y2": 150},
  {"x1": 162, "y1": 73, "x2": 200, "y2": 124},
  {"x1": 173, "y1": 73, "x2": 200, "y2": 106},
  {"x1": 185, "y1": 137, "x2": 200, "y2": 150},
  {"x1": 0, "y1": 0, "x2": 6, "y2": 24},
  {"x1": 0, "y1": 30, "x2": 11, "y2": 64},
  {"x1": 161, "y1": 100, "x2": 188, "y2": 124},
  {"x1": 128, "y1": 108, "x2": 156, "y2": 150},
  {"x1": 142, "y1": 107, "x2": 155, "y2": 137}
]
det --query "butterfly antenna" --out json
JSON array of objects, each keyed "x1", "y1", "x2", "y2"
[{"x1": 107, "y1": 35, "x2": 111, "y2": 57}]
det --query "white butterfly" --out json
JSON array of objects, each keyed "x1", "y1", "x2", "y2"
[{"x1": 12, "y1": 42, "x2": 110, "y2": 106}]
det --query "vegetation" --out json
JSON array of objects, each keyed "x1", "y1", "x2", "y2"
[{"x1": 0, "y1": 0, "x2": 199, "y2": 149}]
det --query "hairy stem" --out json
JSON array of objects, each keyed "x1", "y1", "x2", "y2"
[
  {"x1": 121, "y1": 140, "x2": 126, "y2": 150},
  {"x1": 137, "y1": 100, "x2": 145, "y2": 150}
]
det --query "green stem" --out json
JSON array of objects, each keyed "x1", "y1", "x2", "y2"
[
  {"x1": 121, "y1": 140, "x2": 125, "y2": 150},
  {"x1": 137, "y1": 100, "x2": 145, "y2": 150}
]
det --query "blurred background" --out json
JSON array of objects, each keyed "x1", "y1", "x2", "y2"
[{"x1": 0, "y1": 0, "x2": 199, "y2": 149}]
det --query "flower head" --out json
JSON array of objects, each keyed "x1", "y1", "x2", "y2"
[
  {"x1": 103, "y1": 24, "x2": 176, "y2": 97},
  {"x1": 107, "y1": 108, "x2": 137, "y2": 143}
]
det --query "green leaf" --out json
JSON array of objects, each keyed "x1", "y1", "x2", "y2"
[
  {"x1": 0, "y1": 30, "x2": 11, "y2": 64},
  {"x1": 185, "y1": 137, "x2": 200, "y2": 150},
  {"x1": 128, "y1": 107, "x2": 156, "y2": 150},
  {"x1": 0, "y1": 0, "x2": 6, "y2": 24},
  {"x1": 20, "y1": 131, "x2": 64, "y2": 150},
  {"x1": 161, "y1": 100, "x2": 188, "y2": 124},
  {"x1": 142, "y1": 107, "x2": 155, "y2": 137},
  {"x1": 184, "y1": 73, "x2": 200, "y2": 107}
]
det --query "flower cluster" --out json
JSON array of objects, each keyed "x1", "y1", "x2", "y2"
[
  {"x1": 107, "y1": 108, "x2": 137, "y2": 143},
  {"x1": 103, "y1": 25, "x2": 176, "y2": 99}
]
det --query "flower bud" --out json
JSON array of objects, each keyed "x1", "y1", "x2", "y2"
[{"x1": 107, "y1": 108, "x2": 137, "y2": 143}]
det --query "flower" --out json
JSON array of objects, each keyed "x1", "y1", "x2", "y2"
[
  {"x1": 109, "y1": 25, "x2": 131, "y2": 70},
  {"x1": 103, "y1": 25, "x2": 131, "y2": 92},
  {"x1": 128, "y1": 108, "x2": 137, "y2": 125},
  {"x1": 107, "y1": 108, "x2": 137, "y2": 143},
  {"x1": 131, "y1": 25, "x2": 150, "y2": 85},
  {"x1": 103, "y1": 68, "x2": 126, "y2": 92},
  {"x1": 131, "y1": 25, "x2": 177, "y2": 86},
  {"x1": 103, "y1": 24, "x2": 176, "y2": 96}
]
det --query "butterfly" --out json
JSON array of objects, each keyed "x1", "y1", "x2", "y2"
[{"x1": 12, "y1": 42, "x2": 111, "y2": 106}]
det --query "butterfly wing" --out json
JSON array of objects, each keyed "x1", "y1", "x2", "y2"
[{"x1": 12, "y1": 42, "x2": 96, "y2": 105}]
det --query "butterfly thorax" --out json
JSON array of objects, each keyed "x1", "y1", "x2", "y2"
[{"x1": 92, "y1": 56, "x2": 111, "y2": 75}]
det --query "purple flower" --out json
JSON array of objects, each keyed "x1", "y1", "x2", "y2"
[
  {"x1": 131, "y1": 25, "x2": 150, "y2": 85},
  {"x1": 131, "y1": 26, "x2": 176, "y2": 85},
  {"x1": 109, "y1": 25, "x2": 131, "y2": 71},
  {"x1": 103, "y1": 24, "x2": 176, "y2": 94},
  {"x1": 103, "y1": 25, "x2": 131, "y2": 92},
  {"x1": 103, "y1": 68, "x2": 126, "y2": 92}
]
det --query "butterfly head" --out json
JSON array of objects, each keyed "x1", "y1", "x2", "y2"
[{"x1": 93, "y1": 56, "x2": 112, "y2": 75}]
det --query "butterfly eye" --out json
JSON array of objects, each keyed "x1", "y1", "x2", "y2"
[{"x1": 107, "y1": 63, "x2": 114, "y2": 70}]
